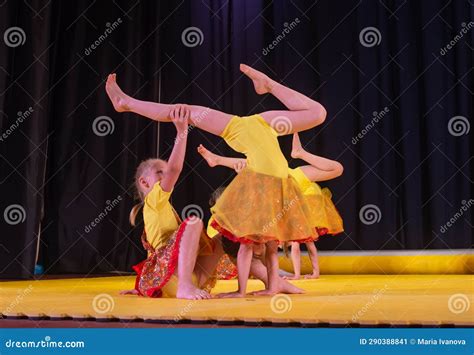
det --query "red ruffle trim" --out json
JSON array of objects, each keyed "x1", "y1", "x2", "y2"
[
  {"x1": 210, "y1": 219, "x2": 318, "y2": 245},
  {"x1": 132, "y1": 218, "x2": 191, "y2": 298}
]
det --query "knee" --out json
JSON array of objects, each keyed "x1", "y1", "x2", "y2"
[
  {"x1": 334, "y1": 162, "x2": 344, "y2": 177},
  {"x1": 310, "y1": 103, "x2": 326, "y2": 126}
]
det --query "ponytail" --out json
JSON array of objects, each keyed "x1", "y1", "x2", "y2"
[{"x1": 129, "y1": 202, "x2": 144, "y2": 226}]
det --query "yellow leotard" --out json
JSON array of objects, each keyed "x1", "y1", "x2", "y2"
[
  {"x1": 288, "y1": 167, "x2": 321, "y2": 196},
  {"x1": 143, "y1": 182, "x2": 179, "y2": 250},
  {"x1": 220, "y1": 114, "x2": 288, "y2": 178},
  {"x1": 289, "y1": 167, "x2": 343, "y2": 235}
]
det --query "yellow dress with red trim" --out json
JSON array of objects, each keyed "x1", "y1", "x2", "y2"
[
  {"x1": 288, "y1": 167, "x2": 344, "y2": 237},
  {"x1": 210, "y1": 114, "x2": 317, "y2": 244},
  {"x1": 133, "y1": 181, "x2": 216, "y2": 298}
]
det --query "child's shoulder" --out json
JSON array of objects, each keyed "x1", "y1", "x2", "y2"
[{"x1": 145, "y1": 181, "x2": 172, "y2": 205}]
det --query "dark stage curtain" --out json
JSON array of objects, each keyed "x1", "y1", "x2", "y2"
[{"x1": 0, "y1": 0, "x2": 472, "y2": 277}]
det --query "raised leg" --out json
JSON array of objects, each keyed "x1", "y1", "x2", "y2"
[
  {"x1": 305, "y1": 242, "x2": 320, "y2": 279},
  {"x1": 240, "y1": 64, "x2": 326, "y2": 134},
  {"x1": 175, "y1": 219, "x2": 211, "y2": 300},
  {"x1": 197, "y1": 144, "x2": 246, "y2": 169},
  {"x1": 105, "y1": 74, "x2": 233, "y2": 136},
  {"x1": 292, "y1": 133, "x2": 344, "y2": 182}
]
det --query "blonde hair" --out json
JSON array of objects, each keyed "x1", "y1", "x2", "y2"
[{"x1": 129, "y1": 158, "x2": 167, "y2": 226}]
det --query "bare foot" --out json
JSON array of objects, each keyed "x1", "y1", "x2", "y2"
[
  {"x1": 215, "y1": 291, "x2": 245, "y2": 298},
  {"x1": 177, "y1": 284, "x2": 211, "y2": 300},
  {"x1": 105, "y1": 73, "x2": 132, "y2": 112},
  {"x1": 240, "y1": 64, "x2": 272, "y2": 95},
  {"x1": 119, "y1": 289, "x2": 139, "y2": 295},
  {"x1": 304, "y1": 272, "x2": 320, "y2": 279},
  {"x1": 291, "y1": 133, "x2": 304, "y2": 159},
  {"x1": 250, "y1": 278, "x2": 305, "y2": 296},
  {"x1": 197, "y1": 144, "x2": 220, "y2": 167},
  {"x1": 283, "y1": 274, "x2": 301, "y2": 280}
]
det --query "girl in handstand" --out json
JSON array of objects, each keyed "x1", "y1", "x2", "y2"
[
  {"x1": 121, "y1": 105, "x2": 223, "y2": 300},
  {"x1": 198, "y1": 132, "x2": 344, "y2": 281},
  {"x1": 106, "y1": 64, "x2": 327, "y2": 296}
]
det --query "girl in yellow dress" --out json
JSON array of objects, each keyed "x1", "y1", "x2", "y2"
[
  {"x1": 106, "y1": 64, "x2": 327, "y2": 296},
  {"x1": 198, "y1": 132, "x2": 344, "y2": 281},
  {"x1": 121, "y1": 105, "x2": 223, "y2": 300}
]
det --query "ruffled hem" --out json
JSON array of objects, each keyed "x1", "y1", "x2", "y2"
[{"x1": 210, "y1": 219, "x2": 316, "y2": 245}]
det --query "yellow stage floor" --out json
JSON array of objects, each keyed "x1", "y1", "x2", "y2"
[{"x1": 1, "y1": 275, "x2": 473, "y2": 326}]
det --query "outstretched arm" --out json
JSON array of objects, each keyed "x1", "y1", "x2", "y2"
[
  {"x1": 291, "y1": 133, "x2": 343, "y2": 182},
  {"x1": 160, "y1": 105, "x2": 190, "y2": 192}
]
